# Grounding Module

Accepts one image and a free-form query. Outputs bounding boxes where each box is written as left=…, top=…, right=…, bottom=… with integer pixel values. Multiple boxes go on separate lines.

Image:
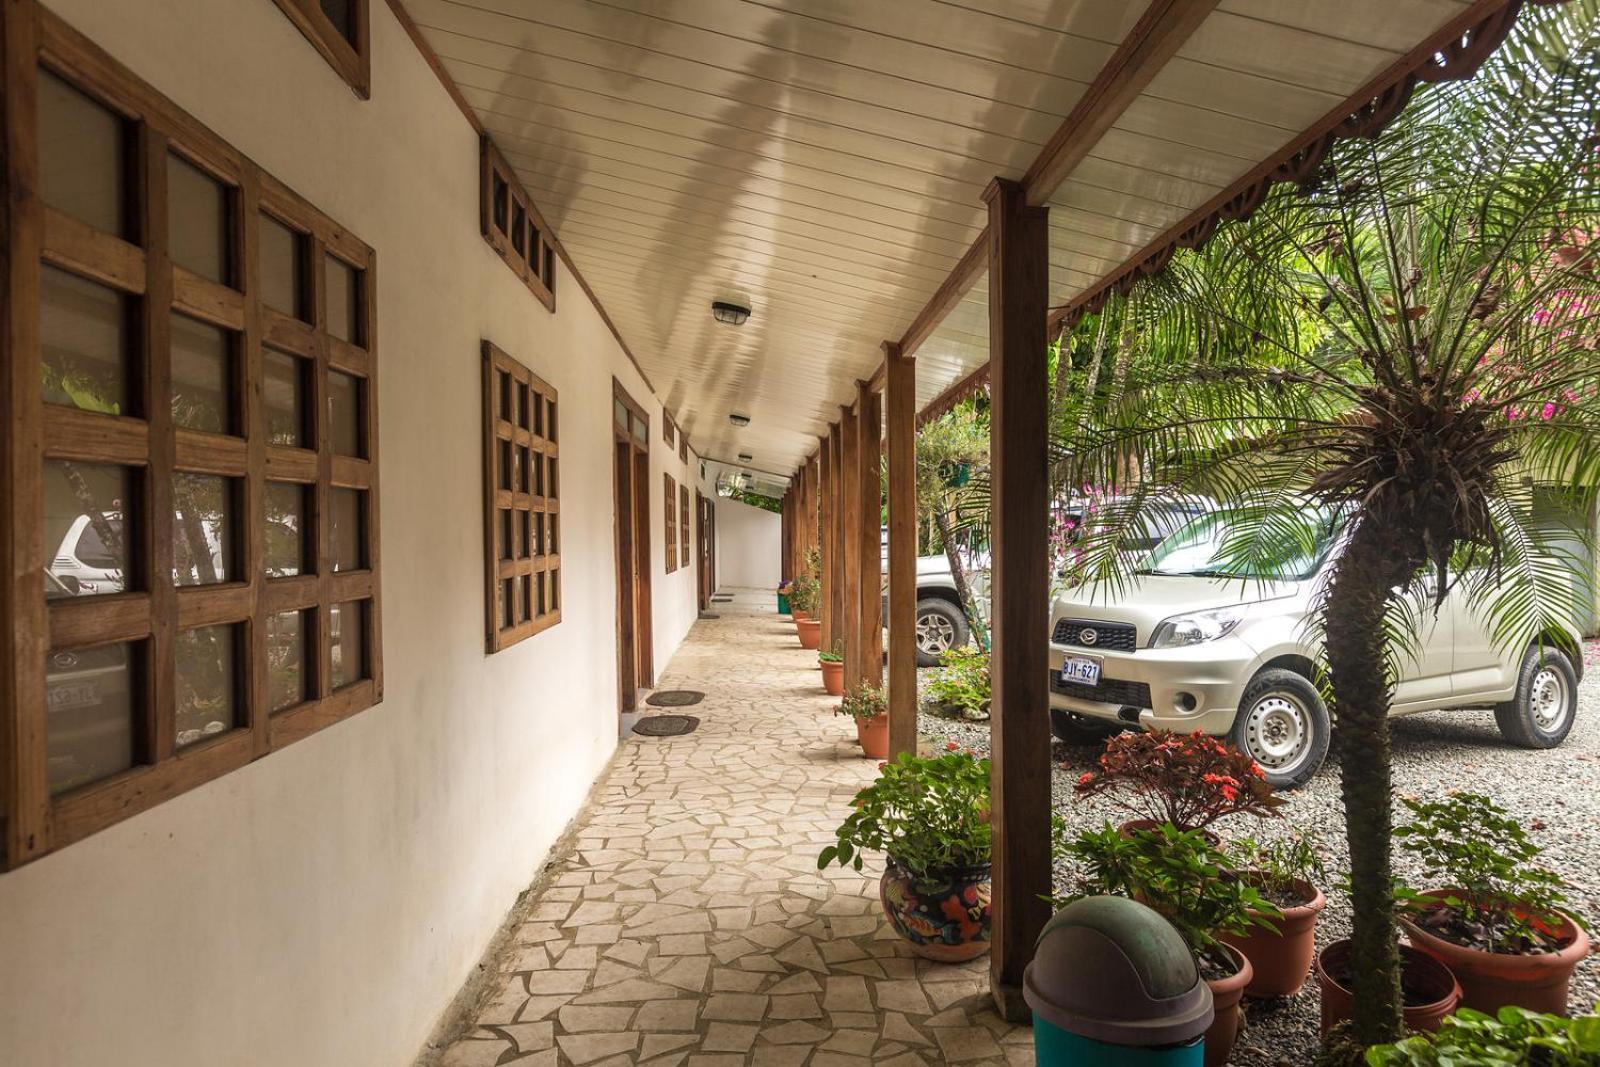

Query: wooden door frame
left=612, top=380, right=652, bottom=712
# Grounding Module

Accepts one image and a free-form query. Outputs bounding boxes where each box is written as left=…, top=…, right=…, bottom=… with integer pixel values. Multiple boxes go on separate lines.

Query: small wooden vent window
left=269, top=0, right=370, bottom=98
left=664, top=474, right=678, bottom=574
left=663, top=416, right=675, bottom=448
left=679, top=484, right=690, bottom=568
left=480, top=138, right=556, bottom=311
left=483, top=342, right=560, bottom=650
left=679, top=431, right=688, bottom=464
left=1, top=4, right=382, bottom=869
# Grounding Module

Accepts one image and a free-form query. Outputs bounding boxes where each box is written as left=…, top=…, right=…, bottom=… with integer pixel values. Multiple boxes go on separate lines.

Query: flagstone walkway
left=436, top=593, right=1032, bottom=1067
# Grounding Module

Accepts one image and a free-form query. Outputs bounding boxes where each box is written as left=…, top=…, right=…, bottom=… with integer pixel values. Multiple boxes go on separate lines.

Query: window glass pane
left=511, top=202, right=526, bottom=256
left=492, top=175, right=509, bottom=233
left=328, top=370, right=361, bottom=456
left=44, top=460, right=135, bottom=598
left=38, top=71, right=126, bottom=237
left=497, top=439, right=512, bottom=492
left=516, top=445, right=530, bottom=493
left=167, top=153, right=230, bottom=284
left=47, top=640, right=138, bottom=795
left=499, top=509, right=513, bottom=561
left=330, top=487, right=364, bottom=571
left=632, top=414, right=647, bottom=443
left=264, top=481, right=309, bottom=577
left=330, top=600, right=364, bottom=689
left=259, top=213, right=303, bottom=318
left=175, top=625, right=237, bottom=747
left=267, top=610, right=310, bottom=712
left=547, top=457, right=558, bottom=499
left=613, top=398, right=628, bottom=429
left=173, top=472, right=234, bottom=586
left=170, top=313, right=233, bottom=433
left=264, top=349, right=307, bottom=447
left=325, top=255, right=359, bottom=343
left=41, top=265, right=132, bottom=416
left=548, top=399, right=557, bottom=443
left=319, top=0, right=356, bottom=44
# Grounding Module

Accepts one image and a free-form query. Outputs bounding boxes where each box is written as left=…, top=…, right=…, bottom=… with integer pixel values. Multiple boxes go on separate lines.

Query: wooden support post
left=884, top=342, right=918, bottom=758
left=984, top=177, right=1051, bottom=1021
left=828, top=423, right=846, bottom=661
left=857, top=380, right=882, bottom=689
left=839, top=403, right=861, bottom=684
left=818, top=431, right=833, bottom=643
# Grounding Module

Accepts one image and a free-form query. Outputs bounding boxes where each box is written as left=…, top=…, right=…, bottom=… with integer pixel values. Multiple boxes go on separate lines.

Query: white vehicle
left=1048, top=512, right=1585, bottom=789
left=48, top=512, right=128, bottom=596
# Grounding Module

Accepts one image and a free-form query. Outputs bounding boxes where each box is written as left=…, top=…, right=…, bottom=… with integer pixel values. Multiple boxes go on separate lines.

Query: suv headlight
left=1150, top=606, right=1246, bottom=648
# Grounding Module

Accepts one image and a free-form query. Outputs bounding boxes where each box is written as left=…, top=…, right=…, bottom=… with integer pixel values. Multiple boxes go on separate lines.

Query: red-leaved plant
left=1073, top=730, right=1284, bottom=831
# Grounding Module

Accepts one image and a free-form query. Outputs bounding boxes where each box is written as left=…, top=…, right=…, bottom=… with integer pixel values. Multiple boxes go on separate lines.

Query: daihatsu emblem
left=1079, top=628, right=1098, bottom=646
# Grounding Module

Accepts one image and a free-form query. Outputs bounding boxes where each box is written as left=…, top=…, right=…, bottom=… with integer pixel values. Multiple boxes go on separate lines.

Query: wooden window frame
left=482, top=341, right=560, bottom=651
left=480, top=137, right=556, bottom=312
left=269, top=0, right=370, bottom=99
left=664, top=474, right=678, bottom=574
left=663, top=415, right=675, bottom=448
left=679, top=484, right=690, bottom=568
left=679, top=431, right=688, bottom=464
left=0, top=3, right=382, bottom=870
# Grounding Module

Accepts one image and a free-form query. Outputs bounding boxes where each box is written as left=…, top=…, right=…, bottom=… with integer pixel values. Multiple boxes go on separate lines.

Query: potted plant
left=818, top=643, right=844, bottom=696
left=1393, top=792, right=1589, bottom=1015
left=1221, top=832, right=1329, bottom=997
left=1314, top=940, right=1460, bottom=1039
left=790, top=576, right=821, bottom=646
left=836, top=682, right=887, bottom=759
left=777, top=578, right=795, bottom=616
left=1366, top=1004, right=1600, bottom=1065
left=818, top=747, right=991, bottom=962
left=1073, top=730, right=1285, bottom=838
left=1059, top=822, right=1277, bottom=1067
left=924, top=646, right=990, bottom=720
left=792, top=549, right=821, bottom=621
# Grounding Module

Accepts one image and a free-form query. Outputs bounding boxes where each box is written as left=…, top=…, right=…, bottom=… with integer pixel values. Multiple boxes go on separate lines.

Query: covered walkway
left=434, top=599, right=1028, bottom=1067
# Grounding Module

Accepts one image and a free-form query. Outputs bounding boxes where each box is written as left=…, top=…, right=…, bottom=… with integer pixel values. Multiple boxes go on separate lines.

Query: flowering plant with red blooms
left=1073, top=730, right=1284, bottom=831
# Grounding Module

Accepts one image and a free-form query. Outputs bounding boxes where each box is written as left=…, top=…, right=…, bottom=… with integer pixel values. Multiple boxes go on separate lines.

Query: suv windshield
left=1138, top=509, right=1342, bottom=581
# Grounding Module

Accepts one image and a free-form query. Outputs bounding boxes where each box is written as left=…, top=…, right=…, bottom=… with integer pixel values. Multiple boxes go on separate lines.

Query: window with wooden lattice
left=480, top=138, right=556, bottom=311
left=679, top=484, right=690, bottom=568
left=664, top=474, right=678, bottom=574
left=483, top=342, right=560, bottom=650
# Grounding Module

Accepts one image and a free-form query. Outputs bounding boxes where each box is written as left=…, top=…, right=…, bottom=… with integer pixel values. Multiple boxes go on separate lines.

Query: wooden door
left=613, top=381, right=652, bottom=712
left=613, top=437, right=636, bottom=713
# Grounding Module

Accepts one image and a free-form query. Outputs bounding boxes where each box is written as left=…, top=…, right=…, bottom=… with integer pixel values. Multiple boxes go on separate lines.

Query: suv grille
left=1052, top=618, right=1137, bottom=652
left=1050, top=671, right=1152, bottom=709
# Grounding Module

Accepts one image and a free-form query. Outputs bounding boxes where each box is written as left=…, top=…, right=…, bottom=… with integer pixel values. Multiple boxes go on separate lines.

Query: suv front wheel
left=1495, top=644, right=1578, bottom=749
left=1228, top=669, right=1331, bottom=791
left=915, top=598, right=970, bottom=667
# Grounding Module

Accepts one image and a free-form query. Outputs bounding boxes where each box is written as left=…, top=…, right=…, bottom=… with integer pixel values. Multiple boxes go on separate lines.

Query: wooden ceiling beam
left=1021, top=0, right=1221, bottom=207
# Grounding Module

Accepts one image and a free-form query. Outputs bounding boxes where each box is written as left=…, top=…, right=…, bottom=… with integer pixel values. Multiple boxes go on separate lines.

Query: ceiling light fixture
left=711, top=300, right=751, bottom=326
left=729, top=413, right=751, bottom=427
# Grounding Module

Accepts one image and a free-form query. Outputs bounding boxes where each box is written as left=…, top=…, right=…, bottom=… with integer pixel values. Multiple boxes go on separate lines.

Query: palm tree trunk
left=1322, top=514, right=1420, bottom=1047
left=933, top=508, right=988, bottom=652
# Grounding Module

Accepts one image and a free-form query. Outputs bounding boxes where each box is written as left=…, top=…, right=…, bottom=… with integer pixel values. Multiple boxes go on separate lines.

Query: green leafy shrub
left=1230, top=831, right=1328, bottom=908
left=1395, top=792, right=1578, bottom=954
left=836, top=683, right=885, bottom=723
left=789, top=574, right=819, bottom=614
left=1056, top=821, right=1280, bottom=969
left=817, top=644, right=843, bottom=664
left=1365, top=1006, right=1600, bottom=1065
left=818, top=749, right=991, bottom=883
left=925, top=646, right=990, bottom=719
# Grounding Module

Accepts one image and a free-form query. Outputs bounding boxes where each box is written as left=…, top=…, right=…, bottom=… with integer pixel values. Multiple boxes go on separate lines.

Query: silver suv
left=1048, top=514, right=1585, bottom=789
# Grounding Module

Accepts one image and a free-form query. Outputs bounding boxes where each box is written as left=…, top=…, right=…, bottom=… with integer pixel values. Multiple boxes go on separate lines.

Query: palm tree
left=1052, top=3, right=1600, bottom=1047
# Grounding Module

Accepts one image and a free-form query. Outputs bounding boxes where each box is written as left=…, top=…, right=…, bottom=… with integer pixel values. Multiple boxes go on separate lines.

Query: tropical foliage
left=923, top=646, right=990, bottom=719
left=818, top=749, right=991, bottom=882
left=1073, top=730, right=1284, bottom=830
left=1365, top=1005, right=1600, bottom=1066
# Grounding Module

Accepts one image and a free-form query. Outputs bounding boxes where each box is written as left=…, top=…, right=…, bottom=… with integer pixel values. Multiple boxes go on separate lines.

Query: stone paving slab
left=439, top=604, right=1030, bottom=1067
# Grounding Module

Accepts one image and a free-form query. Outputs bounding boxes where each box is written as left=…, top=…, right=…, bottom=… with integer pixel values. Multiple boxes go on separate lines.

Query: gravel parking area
left=918, top=639, right=1600, bottom=1066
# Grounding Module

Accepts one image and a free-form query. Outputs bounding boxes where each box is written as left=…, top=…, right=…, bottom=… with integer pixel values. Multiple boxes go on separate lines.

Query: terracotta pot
left=791, top=609, right=811, bottom=622
left=1316, top=939, right=1460, bottom=1036
left=1399, top=889, right=1590, bottom=1015
left=879, top=858, right=990, bottom=962
left=1203, top=943, right=1252, bottom=1067
left=855, top=713, right=888, bottom=759
left=1118, top=819, right=1222, bottom=848
left=796, top=618, right=822, bottom=649
left=820, top=658, right=844, bottom=696
left=1220, top=876, right=1326, bottom=998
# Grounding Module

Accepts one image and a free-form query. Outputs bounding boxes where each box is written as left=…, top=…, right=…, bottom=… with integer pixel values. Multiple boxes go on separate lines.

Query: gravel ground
left=917, top=638, right=1600, bottom=1065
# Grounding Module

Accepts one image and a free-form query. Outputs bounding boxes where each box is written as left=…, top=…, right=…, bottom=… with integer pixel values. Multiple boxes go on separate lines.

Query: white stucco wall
left=714, top=497, right=783, bottom=590
left=0, top=3, right=702, bottom=1065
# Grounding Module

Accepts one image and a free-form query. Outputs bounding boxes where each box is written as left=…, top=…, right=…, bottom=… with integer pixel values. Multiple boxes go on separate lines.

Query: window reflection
left=267, top=610, right=310, bottom=711
left=175, top=625, right=237, bottom=747
left=264, top=481, right=308, bottom=577
left=44, top=460, right=134, bottom=598
left=46, top=640, right=138, bottom=795
left=329, top=600, right=364, bottom=689
left=172, top=472, right=233, bottom=586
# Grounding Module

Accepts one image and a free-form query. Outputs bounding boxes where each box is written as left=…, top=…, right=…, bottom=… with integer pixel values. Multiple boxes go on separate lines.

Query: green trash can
left=1024, top=897, right=1213, bottom=1065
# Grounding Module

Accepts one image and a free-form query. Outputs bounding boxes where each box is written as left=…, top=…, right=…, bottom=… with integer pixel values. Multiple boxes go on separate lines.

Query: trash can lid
left=1023, top=896, right=1214, bottom=1047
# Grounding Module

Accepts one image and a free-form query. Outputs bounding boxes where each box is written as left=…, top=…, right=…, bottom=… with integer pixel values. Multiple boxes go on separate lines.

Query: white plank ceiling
left=404, top=0, right=1475, bottom=478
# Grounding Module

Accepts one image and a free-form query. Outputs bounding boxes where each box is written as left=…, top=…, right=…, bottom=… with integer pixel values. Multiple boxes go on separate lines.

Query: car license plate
left=48, top=681, right=99, bottom=710
left=1060, top=654, right=1102, bottom=687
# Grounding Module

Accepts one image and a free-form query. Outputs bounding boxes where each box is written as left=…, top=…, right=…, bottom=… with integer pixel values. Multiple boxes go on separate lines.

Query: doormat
left=711, top=596, right=734, bottom=603
left=646, top=689, right=705, bottom=707
left=698, top=612, right=721, bottom=620
left=632, top=715, right=699, bottom=737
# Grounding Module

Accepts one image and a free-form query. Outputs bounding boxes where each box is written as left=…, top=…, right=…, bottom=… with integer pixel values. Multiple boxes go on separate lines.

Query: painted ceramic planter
left=820, top=658, right=844, bottom=695
left=855, top=713, right=888, bottom=759
left=1399, top=889, right=1590, bottom=1015
left=1316, top=939, right=1460, bottom=1035
left=796, top=618, right=822, bottom=649
left=879, top=858, right=991, bottom=962
left=1221, top=876, right=1326, bottom=997
left=1203, top=943, right=1253, bottom=1067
